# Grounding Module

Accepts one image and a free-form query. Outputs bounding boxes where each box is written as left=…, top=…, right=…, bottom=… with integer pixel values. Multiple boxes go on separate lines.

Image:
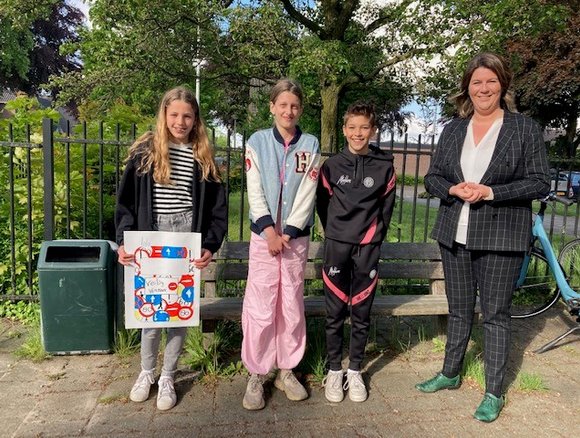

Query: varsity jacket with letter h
left=245, top=126, right=321, bottom=239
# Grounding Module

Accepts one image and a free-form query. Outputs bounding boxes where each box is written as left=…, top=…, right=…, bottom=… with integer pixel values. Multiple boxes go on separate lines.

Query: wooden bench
left=199, top=241, right=462, bottom=332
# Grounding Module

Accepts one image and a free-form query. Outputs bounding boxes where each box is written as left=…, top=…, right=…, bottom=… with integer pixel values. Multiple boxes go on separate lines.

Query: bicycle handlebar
left=543, top=192, right=575, bottom=207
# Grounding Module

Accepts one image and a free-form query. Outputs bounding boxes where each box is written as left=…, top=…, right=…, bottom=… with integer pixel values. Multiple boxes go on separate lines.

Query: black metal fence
left=1, top=118, right=579, bottom=300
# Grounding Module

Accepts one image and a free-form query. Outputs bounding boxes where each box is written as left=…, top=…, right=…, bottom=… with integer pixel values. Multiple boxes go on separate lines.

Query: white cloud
left=69, top=0, right=90, bottom=25
left=389, top=101, right=443, bottom=143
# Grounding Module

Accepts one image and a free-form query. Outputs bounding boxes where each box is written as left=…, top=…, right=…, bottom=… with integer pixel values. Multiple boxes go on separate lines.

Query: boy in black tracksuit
left=316, top=103, right=396, bottom=403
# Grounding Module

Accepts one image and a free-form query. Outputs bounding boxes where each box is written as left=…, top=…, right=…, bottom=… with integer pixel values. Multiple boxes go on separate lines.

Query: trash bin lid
left=37, top=240, right=113, bottom=270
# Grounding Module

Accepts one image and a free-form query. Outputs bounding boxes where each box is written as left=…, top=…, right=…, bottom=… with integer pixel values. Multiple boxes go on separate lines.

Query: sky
left=394, top=101, right=443, bottom=143
left=70, top=0, right=89, bottom=22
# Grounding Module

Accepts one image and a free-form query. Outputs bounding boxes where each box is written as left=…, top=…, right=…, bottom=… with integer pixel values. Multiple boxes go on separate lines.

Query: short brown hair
left=451, top=52, right=517, bottom=118
left=343, top=102, right=376, bottom=127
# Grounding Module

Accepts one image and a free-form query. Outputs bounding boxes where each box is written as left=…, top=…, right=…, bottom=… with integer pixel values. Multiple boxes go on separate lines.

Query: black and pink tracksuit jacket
left=316, top=145, right=396, bottom=245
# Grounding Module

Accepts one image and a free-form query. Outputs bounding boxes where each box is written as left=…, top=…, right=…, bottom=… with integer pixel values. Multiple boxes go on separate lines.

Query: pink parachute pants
left=241, top=232, right=309, bottom=375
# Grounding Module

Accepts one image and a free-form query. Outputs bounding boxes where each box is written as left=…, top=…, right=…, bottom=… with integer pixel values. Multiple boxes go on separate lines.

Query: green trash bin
left=37, top=240, right=116, bottom=354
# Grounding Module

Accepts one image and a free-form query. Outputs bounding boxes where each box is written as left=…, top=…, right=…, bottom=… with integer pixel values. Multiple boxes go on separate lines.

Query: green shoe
left=473, top=393, right=505, bottom=423
left=415, top=373, right=461, bottom=393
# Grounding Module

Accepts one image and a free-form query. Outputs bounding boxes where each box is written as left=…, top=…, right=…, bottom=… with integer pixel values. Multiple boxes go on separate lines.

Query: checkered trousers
left=439, top=243, right=524, bottom=396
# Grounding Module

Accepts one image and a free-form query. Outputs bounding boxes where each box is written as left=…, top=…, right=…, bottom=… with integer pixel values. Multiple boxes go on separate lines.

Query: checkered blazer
left=425, top=111, right=550, bottom=252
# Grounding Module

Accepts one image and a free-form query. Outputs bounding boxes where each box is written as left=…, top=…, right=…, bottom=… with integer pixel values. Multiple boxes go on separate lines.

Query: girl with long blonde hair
left=115, top=86, right=227, bottom=411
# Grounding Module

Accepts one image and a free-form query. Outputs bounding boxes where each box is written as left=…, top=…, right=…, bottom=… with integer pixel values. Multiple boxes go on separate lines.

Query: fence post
left=43, top=118, right=55, bottom=241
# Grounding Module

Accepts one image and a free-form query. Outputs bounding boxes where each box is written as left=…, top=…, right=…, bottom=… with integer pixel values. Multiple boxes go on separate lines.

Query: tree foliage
left=0, top=0, right=84, bottom=96
left=53, top=0, right=569, bottom=152
left=54, top=0, right=234, bottom=120
left=507, top=1, right=579, bottom=157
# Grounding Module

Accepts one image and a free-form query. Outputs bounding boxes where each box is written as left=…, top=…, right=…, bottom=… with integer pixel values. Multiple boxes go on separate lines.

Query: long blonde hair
left=450, top=52, right=517, bottom=118
left=128, top=87, right=220, bottom=183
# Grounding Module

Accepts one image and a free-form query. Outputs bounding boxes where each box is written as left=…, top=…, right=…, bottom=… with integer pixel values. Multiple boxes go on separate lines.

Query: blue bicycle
left=511, top=193, right=580, bottom=352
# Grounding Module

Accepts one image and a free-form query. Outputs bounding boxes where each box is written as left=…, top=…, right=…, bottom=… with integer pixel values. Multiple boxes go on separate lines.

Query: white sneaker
left=157, top=376, right=177, bottom=410
left=323, top=370, right=344, bottom=402
left=129, top=370, right=155, bottom=402
left=345, top=369, right=367, bottom=402
left=274, top=369, right=308, bottom=401
left=243, top=373, right=265, bottom=410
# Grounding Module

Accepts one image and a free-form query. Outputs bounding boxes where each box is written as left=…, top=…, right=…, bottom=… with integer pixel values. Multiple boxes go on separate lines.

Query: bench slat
left=202, top=261, right=444, bottom=282
left=199, top=295, right=459, bottom=320
left=215, top=241, right=442, bottom=261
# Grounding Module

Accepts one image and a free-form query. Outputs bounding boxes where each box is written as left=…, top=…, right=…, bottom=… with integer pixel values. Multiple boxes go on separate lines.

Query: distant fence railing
left=1, top=117, right=579, bottom=300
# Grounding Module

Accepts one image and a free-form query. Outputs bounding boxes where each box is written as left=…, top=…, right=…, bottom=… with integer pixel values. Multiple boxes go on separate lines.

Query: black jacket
left=316, top=145, right=396, bottom=244
left=425, top=111, right=550, bottom=251
left=115, top=150, right=227, bottom=254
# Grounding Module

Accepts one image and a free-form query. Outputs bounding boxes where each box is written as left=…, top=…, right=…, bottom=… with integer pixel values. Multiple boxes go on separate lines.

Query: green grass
left=299, top=317, right=328, bottom=384
left=462, top=351, right=485, bottom=388
left=181, top=321, right=244, bottom=379
left=460, top=327, right=485, bottom=388
left=98, top=394, right=129, bottom=404
left=535, top=198, right=580, bottom=218
left=14, top=321, right=50, bottom=363
left=226, top=189, right=438, bottom=243
left=431, top=337, right=446, bottom=353
left=113, top=329, right=140, bottom=359
left=515, top=372, right=548, bottom=392
left=228, top=187, right=580, bottom=242
left=227, top=191, right=251, bottom=241
left=391, top=323, right=413, bottom=353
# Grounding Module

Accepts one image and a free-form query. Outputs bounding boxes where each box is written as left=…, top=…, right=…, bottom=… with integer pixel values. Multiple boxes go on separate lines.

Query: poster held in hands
left=123, top=231, right=201, bottom=328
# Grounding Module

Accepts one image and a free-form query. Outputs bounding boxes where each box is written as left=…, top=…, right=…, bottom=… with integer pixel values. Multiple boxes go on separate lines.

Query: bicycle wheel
left=511, top=247, right=561, bottom=318
left=557, top=238, right=580, bottom=297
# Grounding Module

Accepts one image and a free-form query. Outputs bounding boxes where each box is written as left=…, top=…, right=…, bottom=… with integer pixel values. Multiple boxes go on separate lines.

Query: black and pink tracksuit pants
left=322, top=238, right=381, bottom=371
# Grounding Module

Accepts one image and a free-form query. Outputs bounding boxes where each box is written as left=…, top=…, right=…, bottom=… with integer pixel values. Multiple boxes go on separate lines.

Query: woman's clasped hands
left=450, top=182, right=491, bottom=203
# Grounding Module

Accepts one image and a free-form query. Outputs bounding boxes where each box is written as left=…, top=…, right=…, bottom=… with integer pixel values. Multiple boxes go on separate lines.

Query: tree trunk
left=319, top=82, right=342, bottom=153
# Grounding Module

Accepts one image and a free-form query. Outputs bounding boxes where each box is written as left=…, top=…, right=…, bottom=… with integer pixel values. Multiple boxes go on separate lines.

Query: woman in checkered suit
left=415, top=52, right=550, bottom=422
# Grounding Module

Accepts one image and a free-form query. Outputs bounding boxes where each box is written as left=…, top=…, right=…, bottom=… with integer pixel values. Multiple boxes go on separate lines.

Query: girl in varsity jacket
left=241, top=79, right=320, bottom=410
left=115, top=87, right=227, bottom=411
left=316, top=103, right=396, bottom=403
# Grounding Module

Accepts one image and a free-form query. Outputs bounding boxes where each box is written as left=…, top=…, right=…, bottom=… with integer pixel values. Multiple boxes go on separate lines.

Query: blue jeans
left=140, top=211, right=192, bottom=377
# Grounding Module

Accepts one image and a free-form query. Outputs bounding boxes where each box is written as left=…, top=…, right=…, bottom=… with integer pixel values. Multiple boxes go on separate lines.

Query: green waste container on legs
left=37, top=240, right=116, bottom=354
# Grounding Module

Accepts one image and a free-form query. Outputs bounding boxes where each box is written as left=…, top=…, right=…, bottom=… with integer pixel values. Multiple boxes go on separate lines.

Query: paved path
left=1, top=306, right=579, bottom=437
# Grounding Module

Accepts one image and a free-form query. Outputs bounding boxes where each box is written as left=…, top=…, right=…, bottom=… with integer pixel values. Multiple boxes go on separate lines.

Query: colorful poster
left=123, top=231, right=201, bottom=328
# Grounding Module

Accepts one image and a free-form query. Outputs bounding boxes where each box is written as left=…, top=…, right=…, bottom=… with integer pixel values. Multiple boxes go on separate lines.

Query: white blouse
left=455, top=117, right=503, bottom=244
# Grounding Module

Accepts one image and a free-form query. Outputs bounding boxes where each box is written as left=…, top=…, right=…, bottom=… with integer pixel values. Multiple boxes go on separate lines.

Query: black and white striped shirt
left=152, top=143, right=195, bottom=214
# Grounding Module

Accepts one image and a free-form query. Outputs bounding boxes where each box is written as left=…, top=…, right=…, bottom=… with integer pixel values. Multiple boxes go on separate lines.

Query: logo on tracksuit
left=337, top=175, right=352, bottom=185
left=328, top=266, right=341, bottom=276
left=363, top=177, right=375, bottom=188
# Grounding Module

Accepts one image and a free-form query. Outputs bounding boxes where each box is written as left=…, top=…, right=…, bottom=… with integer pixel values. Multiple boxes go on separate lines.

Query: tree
left=25, top=2, right=84, bottom=96
left=0, top=0, right=55, bottom=88
left=277, top=0, right=570, bottom=151
left=507, top=2, right=579, bottom=158
left=54, top=0, right=412, bottom=146
left=0, top=0, right=84, bottom=96
left=53, top=0, right=235, bottom=119
left=53, top=0, right=567, bottom=152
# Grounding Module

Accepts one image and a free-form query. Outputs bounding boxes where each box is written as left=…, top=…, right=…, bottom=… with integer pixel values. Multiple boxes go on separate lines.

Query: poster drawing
left=123, top=231, right=201, bottom=328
